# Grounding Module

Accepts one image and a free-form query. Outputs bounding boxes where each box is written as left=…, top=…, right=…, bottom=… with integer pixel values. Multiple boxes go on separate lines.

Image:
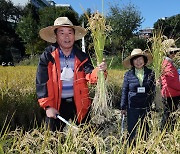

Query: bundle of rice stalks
left=148, top=31, right=166, bottom=81
left=148, top=30, right=166, bottom=110
left=86, top=12, right=112, bottom=124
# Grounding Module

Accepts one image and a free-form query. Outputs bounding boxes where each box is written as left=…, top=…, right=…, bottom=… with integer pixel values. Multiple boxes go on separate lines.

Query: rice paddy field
left=0, top=66, right=179, bottom=153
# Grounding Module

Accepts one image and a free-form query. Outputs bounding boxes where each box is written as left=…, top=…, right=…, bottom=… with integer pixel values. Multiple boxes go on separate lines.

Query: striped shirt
left=59, top=49, right=75, bottom=98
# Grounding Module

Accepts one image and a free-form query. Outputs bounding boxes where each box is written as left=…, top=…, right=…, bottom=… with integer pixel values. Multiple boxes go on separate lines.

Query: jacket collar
left=52, top=43, right=88, bottom=63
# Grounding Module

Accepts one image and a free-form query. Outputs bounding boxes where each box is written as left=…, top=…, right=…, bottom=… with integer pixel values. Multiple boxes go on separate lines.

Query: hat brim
left=39, top=25, right=87, bottom=43
left=166, top=47, right=180, bottom=52
left=123, top=52, right=153, bottom=68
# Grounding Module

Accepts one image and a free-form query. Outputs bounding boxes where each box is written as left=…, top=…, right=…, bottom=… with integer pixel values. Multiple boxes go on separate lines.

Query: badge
left=137, top=87, right=145, bottom=93
left=61, top=67, right=74, bottom=81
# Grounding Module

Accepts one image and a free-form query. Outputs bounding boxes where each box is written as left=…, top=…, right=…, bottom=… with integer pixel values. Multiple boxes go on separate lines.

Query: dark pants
left=160, top=96, right=180, bottom=131
left=45, top=97, right=77, bottom=131
left=127, top=108, right=150, bottom=145
left=45, top=97, right=91, bottom=131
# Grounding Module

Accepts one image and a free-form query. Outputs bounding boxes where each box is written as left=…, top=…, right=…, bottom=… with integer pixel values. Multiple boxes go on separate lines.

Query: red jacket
left=36, top=44, right=99, bottom=123
left=161, top=57, right=180, bottom=98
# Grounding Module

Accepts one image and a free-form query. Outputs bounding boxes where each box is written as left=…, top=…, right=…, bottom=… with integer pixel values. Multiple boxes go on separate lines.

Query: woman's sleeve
left=121, top=72, right=129, bottom=110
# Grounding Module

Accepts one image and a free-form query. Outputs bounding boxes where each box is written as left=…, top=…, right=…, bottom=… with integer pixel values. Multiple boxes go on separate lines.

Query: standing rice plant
left=148, top=30, right=166, bottom=110
left=174, top=50, right=180, bottom=68
left=86, top=12, right=112, bottom=123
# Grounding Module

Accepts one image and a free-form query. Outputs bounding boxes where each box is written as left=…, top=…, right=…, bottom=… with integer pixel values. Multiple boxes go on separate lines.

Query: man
left=36, top=17, right=107, bottom=131
left=160, top=39, right=180, bottom=131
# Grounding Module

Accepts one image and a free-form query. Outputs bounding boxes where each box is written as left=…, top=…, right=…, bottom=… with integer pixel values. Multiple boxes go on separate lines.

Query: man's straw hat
left=123, top=49, right=152, bottom=68
left=162, top=39, right=180, bottom=53
left=39, top=17, right=87, bottom=43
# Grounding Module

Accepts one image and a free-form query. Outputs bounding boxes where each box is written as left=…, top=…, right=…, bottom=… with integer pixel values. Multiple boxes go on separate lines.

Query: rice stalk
left=148, top=30, right=166, bottom=110
left=174, top=50, right=180, bottom=68
left=148, top=30, right=166, bottom=81
left=86, top=11, right=112, bottom=124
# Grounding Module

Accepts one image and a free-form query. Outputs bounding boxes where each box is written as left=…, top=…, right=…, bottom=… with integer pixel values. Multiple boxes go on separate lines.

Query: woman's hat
left=39, top=17, right=87, bottom=43
left=123, top=49, right=153, bottom=68
left=162, top=39, right=180, bottom=53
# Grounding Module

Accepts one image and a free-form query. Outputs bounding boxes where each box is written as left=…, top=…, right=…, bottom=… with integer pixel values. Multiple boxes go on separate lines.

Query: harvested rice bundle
left=86, top=12, right=112, bottom=123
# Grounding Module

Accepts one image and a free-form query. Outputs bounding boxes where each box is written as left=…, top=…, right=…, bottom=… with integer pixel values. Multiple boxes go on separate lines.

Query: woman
left=120, top=49, right=155, bottom=145
left=160, top=39, right=180, bottom=131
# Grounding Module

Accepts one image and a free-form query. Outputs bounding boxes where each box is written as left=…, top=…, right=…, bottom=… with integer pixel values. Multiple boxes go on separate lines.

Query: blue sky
left=54, top=0, right=180, bottom=29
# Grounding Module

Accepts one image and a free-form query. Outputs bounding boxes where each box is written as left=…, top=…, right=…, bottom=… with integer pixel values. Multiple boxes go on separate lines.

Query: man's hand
left=98, top=58, right=107, bottom=71
left=46, top=107, right=59, bottom=119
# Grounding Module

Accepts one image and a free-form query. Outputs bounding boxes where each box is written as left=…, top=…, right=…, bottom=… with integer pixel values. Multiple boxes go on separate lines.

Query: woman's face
left=133, top=56, right=145, bottom=69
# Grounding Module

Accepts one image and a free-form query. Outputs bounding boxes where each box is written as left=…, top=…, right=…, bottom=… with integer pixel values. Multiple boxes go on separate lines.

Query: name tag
left=137, top=87, right=145, bottom=93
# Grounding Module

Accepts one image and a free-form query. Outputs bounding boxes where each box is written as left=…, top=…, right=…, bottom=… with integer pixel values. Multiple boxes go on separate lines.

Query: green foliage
left=16, top=5, right=79, bottom=56
left=154, top=14, right=180, bottom=44
left=17, top=55, right=40, bottom=66
left=16, top=4, right=39, bottom=55
left=16, top=14, right=38, bottom=42
left=106, top=55, right=123, bottom=69
left=0, top=0, right=22, bottom=22
left=123, top=36, right=147, bottom=58
left=0, top=0, right=24, bottom=63
left=107, top=3, right=143, bottom=54
left=38, top=6, right=79, bottom=31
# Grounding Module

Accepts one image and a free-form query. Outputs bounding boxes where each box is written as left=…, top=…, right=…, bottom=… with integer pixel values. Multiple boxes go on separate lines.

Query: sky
left=53, top=0, right=180, bottom=29
left=11, top=0, right=180, bottom=29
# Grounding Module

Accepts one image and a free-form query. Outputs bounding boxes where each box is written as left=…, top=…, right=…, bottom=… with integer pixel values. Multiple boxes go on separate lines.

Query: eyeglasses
left=169, top=50, right=179, bottom=54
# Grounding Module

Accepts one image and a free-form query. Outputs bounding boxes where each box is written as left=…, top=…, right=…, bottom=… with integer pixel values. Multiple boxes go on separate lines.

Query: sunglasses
left=169, top=50, right=179, bottom=54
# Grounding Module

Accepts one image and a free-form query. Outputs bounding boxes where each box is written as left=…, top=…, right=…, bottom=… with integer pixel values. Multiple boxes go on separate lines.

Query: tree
left=154, top=14, right=180, bottom=47
left=16, top=14, right=38, bottom=55
left=0, top=0, right=24, bottom=63
left=39, top=6, right=79, bottom=31
left=79, top=8, right=94, bottom=55
left=106, top=3, right=143, bottom=60
left=16, top=4, right=39, bottom=56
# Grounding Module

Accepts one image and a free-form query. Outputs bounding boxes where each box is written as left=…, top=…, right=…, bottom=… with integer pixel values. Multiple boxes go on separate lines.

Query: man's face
left=56, top=26, right=75, bottom=50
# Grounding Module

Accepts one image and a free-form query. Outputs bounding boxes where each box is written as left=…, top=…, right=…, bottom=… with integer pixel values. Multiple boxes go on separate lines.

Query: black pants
left=45, top=97, right=77, bottom=131
left=127, top=108, right=150, bottom=145
left=45, top=97, right=91, bottom=131
left=160, top=96, right=180, bottom=131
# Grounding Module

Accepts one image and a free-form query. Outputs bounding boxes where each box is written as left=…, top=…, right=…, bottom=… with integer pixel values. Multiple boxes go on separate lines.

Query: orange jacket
left=36, top=44, right=99, bottom=123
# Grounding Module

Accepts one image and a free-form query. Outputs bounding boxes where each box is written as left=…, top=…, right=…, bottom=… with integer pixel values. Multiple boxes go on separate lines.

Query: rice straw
left=86, top=12, right=112, bottom=123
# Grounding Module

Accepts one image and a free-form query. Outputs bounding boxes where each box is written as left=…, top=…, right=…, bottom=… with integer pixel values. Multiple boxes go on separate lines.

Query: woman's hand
left=121, top=110, right=127, bottom=116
